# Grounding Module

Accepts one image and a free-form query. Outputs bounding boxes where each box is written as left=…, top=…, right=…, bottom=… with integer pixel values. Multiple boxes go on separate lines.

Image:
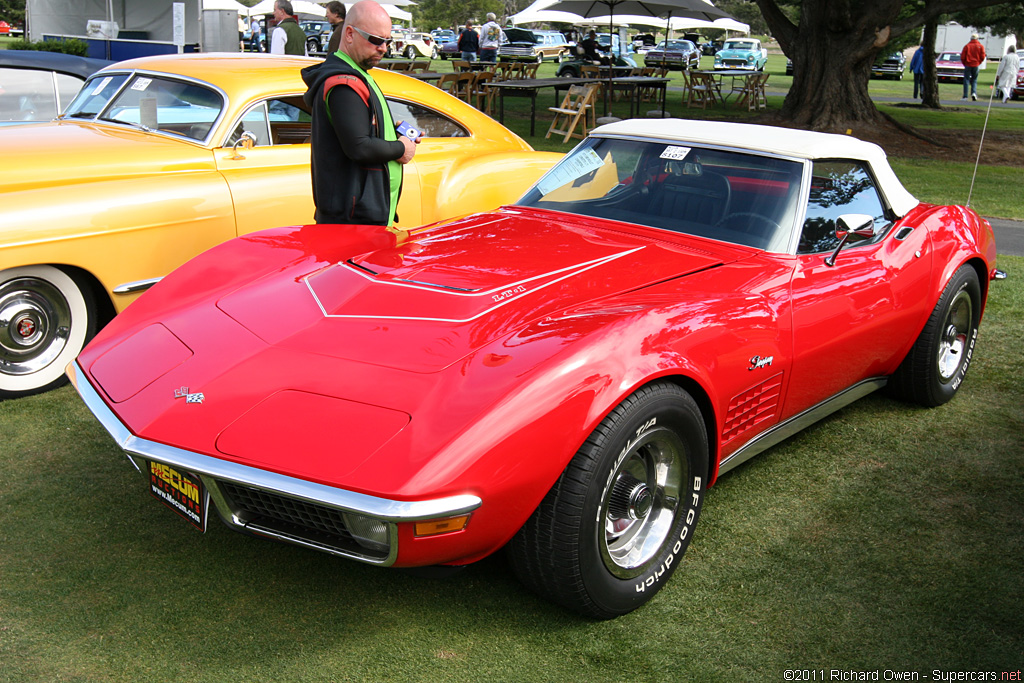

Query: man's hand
left=397, top=136, right=417, bottom=164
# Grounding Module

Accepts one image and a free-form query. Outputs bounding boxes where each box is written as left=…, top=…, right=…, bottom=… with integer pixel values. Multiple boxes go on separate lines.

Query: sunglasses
left=352, top=26, right=393, bottom=48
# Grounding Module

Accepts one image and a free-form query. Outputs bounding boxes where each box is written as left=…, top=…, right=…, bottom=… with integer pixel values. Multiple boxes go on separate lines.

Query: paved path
left=989, top=217, right=1024, bottom=257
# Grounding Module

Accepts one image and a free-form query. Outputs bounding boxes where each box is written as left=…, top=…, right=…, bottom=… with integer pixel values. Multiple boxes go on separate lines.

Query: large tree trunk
left=921, top=18, right=941, bottom=109
left=758, top=0, right=903, bottom=131
left=752, top=0, right=1011, bottom=133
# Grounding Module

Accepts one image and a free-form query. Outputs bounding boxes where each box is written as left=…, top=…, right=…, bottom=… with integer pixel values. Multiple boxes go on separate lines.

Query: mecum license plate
left=147, top=460, right=209, bottom=531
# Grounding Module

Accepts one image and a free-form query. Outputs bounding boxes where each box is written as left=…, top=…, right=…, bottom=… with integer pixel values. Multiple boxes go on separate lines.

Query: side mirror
left=230, top=130, right=257, bottom=159
left=824, top=213, right=876, bottom=267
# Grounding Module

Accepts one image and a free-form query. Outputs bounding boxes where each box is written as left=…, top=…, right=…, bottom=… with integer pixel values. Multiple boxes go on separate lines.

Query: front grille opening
left=218, top=481, right=389, bottom=560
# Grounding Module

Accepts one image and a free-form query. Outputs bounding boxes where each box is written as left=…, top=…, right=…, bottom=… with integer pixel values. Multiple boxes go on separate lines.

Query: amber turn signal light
left=414, top=515, right=470, bottom=537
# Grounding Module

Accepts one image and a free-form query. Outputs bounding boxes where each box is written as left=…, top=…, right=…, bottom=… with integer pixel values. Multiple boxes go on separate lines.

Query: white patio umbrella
left=535, top=0, right=732, bottom=114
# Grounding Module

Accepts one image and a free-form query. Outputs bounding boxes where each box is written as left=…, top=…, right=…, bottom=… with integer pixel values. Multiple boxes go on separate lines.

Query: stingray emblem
left=174, top=387, right=205, bottom=404
left=748, top=355, right=774, bottom=371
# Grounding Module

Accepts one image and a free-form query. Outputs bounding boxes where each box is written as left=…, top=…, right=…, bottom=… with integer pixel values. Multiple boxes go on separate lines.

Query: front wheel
left=888, top=264, right=981, bottom=407
left=509, top=382, right=708, bottom=618
left=306, top=37, right=320, bottom=54
left=1, top=265, right=96, bottom=399
left=405, top=46, right=416, bottom=59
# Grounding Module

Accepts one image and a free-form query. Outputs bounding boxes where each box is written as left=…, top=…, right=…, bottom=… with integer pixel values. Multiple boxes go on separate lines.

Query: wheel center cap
left=17, top=317, right=37, bottom=338
left=629, top=484, right=653, bottom=519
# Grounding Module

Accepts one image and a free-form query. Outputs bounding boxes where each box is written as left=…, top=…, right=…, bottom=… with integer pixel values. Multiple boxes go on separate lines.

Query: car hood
left=0, top=120, right=215, bottom=192
left=213, top=209, right=746, bottom=374
left=718, top=48, right=755, bottom=58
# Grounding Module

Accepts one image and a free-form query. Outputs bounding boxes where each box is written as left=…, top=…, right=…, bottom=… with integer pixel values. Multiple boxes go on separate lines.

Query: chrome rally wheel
left=599, top=424, right=685, bottom=578
left=0, top=266, right=94, bottom=398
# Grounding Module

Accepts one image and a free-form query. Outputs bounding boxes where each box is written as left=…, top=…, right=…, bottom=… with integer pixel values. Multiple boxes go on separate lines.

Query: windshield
left=516, top=137, right=804, bottom=252
left=724, top=40, right=757, bottom=51
left=63, top=72, right=225, bottom=142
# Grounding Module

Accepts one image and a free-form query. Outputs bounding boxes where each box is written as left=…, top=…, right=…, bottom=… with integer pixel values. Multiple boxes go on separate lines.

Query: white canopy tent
left=247, top=0, right=326, bottom=17
left=202, top=0, right=248, bottom=11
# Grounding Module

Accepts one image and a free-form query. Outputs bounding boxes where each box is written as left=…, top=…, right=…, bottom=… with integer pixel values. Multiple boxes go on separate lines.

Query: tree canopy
left=752, top=0, right=1021, bottom=131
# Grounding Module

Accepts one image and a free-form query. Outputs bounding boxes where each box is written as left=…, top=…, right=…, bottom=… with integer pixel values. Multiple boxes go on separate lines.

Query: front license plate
left=147, top=460, right=209, bottom=531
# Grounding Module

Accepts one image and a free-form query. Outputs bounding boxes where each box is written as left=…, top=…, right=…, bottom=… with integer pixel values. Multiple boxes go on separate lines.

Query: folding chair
left=546, top=83, right=598, bottom=143
left=453, top=59, right=472, bottom=73
left=685, top=71, right=719, bottom=109
left=410, top=60, right=430, bottom=73
left=471, top=71, right=496, bottom=113
left=451, top=71, right=476, bottom=102
left=521, top=62, right=540, bottom=79
left=436, top=72, right=460, bottom=96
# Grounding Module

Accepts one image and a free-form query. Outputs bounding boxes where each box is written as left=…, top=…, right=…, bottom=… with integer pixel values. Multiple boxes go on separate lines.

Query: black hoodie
left=301, top=53, right=405, bottom=225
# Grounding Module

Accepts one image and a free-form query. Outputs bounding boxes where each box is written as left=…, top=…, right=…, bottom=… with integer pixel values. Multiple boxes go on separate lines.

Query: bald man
left=301, top=0, right=417, bottom=227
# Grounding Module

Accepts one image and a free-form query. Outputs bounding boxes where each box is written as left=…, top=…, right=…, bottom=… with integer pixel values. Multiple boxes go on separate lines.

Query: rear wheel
left=509, top=382, right=708, bottom=618
left=0, top=265, right=96, bottom=398
left=888, top=264, right=981, bottom=407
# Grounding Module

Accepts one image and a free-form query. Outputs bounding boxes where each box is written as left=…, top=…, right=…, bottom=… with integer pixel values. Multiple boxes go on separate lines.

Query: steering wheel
left=715, top=212, right=783, bottom=236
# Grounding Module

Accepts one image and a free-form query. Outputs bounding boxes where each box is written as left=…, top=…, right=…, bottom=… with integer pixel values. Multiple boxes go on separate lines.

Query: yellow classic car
left=0, top=53, right=561, bottom=398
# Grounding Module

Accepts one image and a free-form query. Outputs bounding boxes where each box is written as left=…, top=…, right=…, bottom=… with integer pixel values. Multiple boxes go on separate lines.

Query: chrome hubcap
left=0, top=278, right=71, bottom=376
left=600, top=426, right=685, bottom=579
left=937, top=290, right=972, bottom=383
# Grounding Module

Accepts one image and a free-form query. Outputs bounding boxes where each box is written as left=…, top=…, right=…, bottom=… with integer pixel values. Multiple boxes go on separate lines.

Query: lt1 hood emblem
left=174, top=386, right=205, bottom=404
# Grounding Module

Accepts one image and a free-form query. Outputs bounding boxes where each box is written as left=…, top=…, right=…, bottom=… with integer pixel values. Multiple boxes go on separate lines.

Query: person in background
left=960, top=32, right=986, bottom=101
left=994, top=44, right=1019, bottom=103
left=910, top=43, right=925, bottom=100
left=249, top=16, right=262, bottom=52
left=270, top=0, right=307, bottom=56
left=458, top=20, right=479, bottom=62
left=301, top=0, right=417, bottom=229
left=479, top=13, right=503, bottom=62
left=325, top=1, right=346, bottom=54
left=238, top=14, right=247, bottom=51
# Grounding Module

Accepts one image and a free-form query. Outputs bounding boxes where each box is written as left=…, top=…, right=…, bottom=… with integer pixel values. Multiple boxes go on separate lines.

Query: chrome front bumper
left=67, top=361, right=482, bottom=566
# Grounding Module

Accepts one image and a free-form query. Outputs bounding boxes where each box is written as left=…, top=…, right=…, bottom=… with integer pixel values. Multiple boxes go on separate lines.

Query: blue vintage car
left=713, top=38, right=768, bottom=71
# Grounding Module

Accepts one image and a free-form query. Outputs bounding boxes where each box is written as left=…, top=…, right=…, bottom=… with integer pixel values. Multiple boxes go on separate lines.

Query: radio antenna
left=966, top=83, right=996, bottom=208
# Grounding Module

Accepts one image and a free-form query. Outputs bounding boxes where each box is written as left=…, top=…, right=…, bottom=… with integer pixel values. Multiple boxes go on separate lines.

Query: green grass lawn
left=1, top=256, right=1020, bottom=682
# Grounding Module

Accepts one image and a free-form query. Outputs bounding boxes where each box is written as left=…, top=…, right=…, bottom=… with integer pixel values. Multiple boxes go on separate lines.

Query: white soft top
left=595, top=119, right=920, bottom=217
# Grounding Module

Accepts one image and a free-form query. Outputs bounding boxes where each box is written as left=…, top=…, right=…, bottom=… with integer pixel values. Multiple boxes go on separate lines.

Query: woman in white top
left=994, top=44, right=1020, bottom=103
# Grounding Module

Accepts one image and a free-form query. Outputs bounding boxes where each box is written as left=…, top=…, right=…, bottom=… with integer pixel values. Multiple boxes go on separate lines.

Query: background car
left=643, top=39, right=701, bottom=70
left=1014, top=49, right=1024, bottom=99
left=498, top=28, right=569, bottom=63
left=556, top=33, right=637, bottom=77
left=391, top=31, right=437, bottom=59
left=700, top=39, right=721, bottom=55
left=300, top=20, right=332, bottom=54
left=430, top=28, right=456, bottom=44
left=439, top=36, right=460, bottom=59
left=0, top=53, right=561, bottom=398
left=0, top=50, right=111, bottom=125
left=68, top=119, right=998, bottom=620
left=631, top=33, right=656, bottom=53
left=713, top=38, right=768, bottom=70
left=936, top=51, right=964, bottom=81
left=871, top=51, right=906, bottom=79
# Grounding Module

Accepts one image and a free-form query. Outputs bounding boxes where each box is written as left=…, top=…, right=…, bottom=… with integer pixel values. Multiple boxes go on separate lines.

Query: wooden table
left=690, top=69, right=761, bottom=105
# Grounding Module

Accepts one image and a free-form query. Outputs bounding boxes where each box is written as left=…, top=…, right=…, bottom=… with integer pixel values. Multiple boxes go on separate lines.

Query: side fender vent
left=722, top=372, right=784, bottom=445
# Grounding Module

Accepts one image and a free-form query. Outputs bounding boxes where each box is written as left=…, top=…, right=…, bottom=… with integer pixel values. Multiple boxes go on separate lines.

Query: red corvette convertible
left=69, top=120, right=1000, bottom=618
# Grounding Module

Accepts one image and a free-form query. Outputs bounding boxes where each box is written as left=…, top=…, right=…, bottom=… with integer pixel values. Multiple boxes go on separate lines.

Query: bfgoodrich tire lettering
left=509, top=382, right=708, bottom=618
left=888, top=264, right=981, bottom=407
left=0, top=265, right=96, bottom=398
